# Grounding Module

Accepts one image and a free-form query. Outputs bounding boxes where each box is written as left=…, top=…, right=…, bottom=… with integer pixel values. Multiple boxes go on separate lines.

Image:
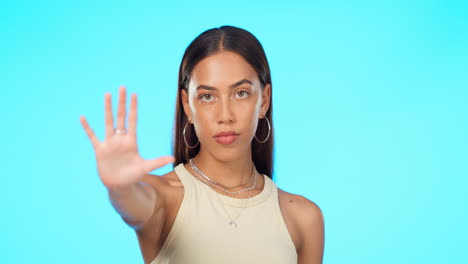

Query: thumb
left=144, top=156, right=175, bottom=172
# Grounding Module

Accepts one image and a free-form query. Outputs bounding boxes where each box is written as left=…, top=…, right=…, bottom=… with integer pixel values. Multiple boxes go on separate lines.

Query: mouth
left=214, top=131, right=239, bottom=145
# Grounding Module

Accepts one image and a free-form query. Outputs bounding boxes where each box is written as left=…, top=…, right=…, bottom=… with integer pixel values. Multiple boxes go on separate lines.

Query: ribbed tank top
left=151, top=163, right=298, bottom=264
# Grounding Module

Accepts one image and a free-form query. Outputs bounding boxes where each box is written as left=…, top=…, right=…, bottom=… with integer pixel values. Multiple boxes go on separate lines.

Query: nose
left=217, top=97, right=235, bottom=125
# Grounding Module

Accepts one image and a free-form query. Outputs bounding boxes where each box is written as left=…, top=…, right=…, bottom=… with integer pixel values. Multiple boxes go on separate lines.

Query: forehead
left=189, top=51, right=260, bottom=89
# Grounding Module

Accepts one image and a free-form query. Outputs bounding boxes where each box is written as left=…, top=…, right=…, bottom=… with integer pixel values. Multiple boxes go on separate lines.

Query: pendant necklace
left=189, top=160, right=258, bottom=228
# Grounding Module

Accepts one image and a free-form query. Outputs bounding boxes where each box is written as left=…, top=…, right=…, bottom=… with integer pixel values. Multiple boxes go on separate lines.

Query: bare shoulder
left=278, top=188, right=324, bottom=262
left=159, top=169, right=184, bottom=187
left=134, top=170, right=184, bottom=233
left=278, top=188, right=323, bottom=225
left=139, top=169, right=183, bottom=193
left=134, top=170, right=185, bottom=263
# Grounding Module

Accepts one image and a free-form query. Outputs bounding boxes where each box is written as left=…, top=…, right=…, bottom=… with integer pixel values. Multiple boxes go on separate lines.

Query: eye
left=235, top=90, right=249, bottom=98
left=199, top=94, right=214, bottom=102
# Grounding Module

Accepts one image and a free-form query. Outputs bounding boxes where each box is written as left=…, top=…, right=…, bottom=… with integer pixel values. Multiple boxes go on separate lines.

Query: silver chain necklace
left=189, top=159, right=256, bottom=195
left=188, top=161, right=258, bottom=228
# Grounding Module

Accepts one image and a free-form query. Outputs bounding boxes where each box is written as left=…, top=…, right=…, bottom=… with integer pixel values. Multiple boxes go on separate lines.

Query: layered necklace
left=189, top=159, right=259, bottom=228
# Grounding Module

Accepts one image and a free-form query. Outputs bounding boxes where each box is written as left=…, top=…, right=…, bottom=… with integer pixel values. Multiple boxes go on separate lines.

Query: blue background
left=2, top=0, right=467, bottom=263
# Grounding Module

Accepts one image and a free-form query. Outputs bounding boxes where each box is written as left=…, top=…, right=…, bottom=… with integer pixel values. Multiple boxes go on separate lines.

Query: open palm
left=80, top=86, right=174, bottom=189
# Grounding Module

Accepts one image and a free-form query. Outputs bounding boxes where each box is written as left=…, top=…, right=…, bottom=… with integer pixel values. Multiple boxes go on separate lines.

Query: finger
left=80, top=115, right=100, bottom=148
left=143, top=156, right=175, bottom=173
left=117, top=86, right=126, bottom=130
left=105, top=93, right=114, bottom=139
left=128, top=93, right=137, bottom=137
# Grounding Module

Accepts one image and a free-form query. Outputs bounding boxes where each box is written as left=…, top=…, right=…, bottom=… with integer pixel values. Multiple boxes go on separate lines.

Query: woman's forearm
left=107, top=181, right=158, bottom=228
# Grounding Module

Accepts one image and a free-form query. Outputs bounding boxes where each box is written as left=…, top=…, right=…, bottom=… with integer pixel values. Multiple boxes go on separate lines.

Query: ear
left=259, top=84, right=271, bottom=118
left=181, top=89, right=193, bottom=123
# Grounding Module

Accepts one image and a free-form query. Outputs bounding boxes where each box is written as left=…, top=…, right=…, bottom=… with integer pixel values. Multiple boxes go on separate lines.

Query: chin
left=208, top=145, right=251, bottom=163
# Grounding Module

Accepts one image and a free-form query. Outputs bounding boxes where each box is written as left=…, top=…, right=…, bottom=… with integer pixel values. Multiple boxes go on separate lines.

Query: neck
left=191, top=148, right=256, bottom=188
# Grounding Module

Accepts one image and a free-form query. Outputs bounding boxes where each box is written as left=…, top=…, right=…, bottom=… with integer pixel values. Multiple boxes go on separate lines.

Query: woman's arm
left=107, top=180, right=160, bottom=230
left=297, top=198, right=325, bottom=264
left=79, top=87, right=173, bottom=231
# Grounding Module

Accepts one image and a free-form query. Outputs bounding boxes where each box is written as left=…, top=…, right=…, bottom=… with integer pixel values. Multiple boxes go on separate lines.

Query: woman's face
left=181, top=51, right=271, bottom=161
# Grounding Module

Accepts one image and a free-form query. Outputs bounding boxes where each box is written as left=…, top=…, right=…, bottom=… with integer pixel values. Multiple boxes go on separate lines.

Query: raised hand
left=80, top=86, right=174, bottom=189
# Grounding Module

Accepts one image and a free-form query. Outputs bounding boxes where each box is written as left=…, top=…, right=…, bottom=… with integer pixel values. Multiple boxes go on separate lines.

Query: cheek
left=237, top=103, right=261, bottom=134
left=191, top=108, right=215, bottom=138
left=191, top=98, right=261, bottom=137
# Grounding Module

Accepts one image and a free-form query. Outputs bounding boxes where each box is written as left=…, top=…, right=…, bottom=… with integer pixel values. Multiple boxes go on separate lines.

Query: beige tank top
left=151, top=163, right=298, bottom=264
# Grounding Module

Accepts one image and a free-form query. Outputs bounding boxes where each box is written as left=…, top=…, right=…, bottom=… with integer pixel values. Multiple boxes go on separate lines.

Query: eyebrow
left=195, top=79, right=253, bottom=91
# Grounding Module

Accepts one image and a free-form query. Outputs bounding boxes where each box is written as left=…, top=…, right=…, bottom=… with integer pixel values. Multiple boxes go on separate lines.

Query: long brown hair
left=172, top=25, right=274, bottom=179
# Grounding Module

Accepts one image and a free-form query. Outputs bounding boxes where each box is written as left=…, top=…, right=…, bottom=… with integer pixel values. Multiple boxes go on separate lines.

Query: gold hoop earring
left=254, top=116, right=271, bottom=144
left=183, top=122, right=199, bottom=148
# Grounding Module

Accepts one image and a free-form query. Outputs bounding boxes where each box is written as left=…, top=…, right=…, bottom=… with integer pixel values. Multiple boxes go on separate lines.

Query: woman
left=80, top=25, right=324, bottom=264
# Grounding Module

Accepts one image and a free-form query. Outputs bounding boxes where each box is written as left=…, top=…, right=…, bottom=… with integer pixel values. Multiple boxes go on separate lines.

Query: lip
left=214, top=131, right=239, bottom=137
left=214, top=131, right=239, bottom=145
